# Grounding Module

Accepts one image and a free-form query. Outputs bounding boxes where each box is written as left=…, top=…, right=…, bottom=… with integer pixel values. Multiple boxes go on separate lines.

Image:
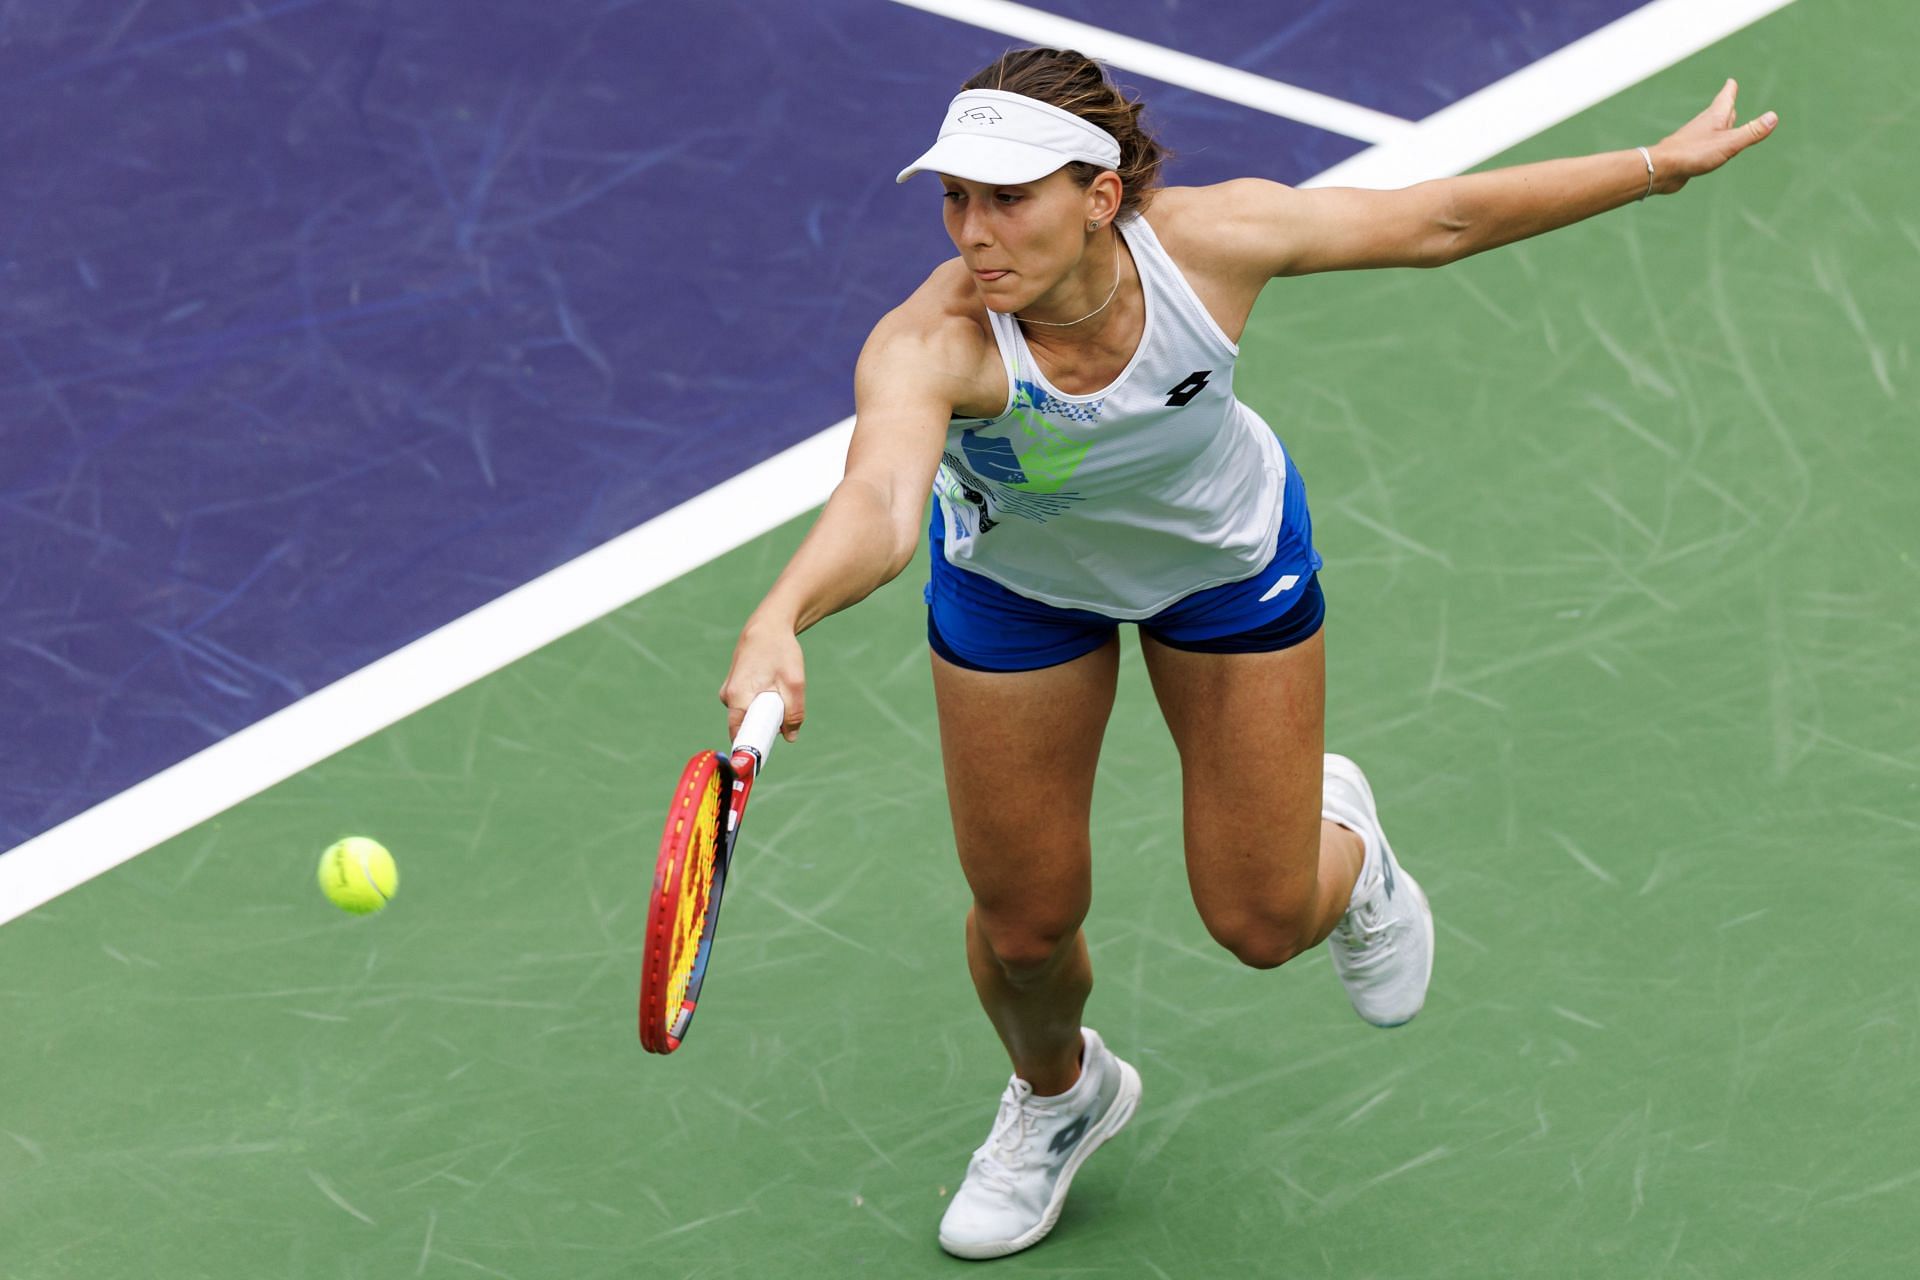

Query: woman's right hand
left=719, top=617, right=806, bottom=744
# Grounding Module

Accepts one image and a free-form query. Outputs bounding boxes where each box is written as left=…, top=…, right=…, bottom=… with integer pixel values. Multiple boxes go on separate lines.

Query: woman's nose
left=959, top=206, right=992, bottom=248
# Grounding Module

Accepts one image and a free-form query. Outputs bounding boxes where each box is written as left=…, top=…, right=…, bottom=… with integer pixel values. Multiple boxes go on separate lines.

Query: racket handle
left=732, top=691, right=786, bottom=769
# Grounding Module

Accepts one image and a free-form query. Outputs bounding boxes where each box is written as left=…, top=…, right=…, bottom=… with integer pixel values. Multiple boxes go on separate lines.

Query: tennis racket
left=638, top=690, right=785, bottom=1054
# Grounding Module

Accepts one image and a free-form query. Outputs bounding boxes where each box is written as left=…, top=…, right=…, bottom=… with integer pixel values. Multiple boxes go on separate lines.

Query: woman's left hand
left=1650, top=79, right=1778, bottom=196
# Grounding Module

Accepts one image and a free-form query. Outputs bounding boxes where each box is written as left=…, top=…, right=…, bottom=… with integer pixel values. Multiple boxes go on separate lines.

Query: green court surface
left=5, top=5, right=1916, bottom=1276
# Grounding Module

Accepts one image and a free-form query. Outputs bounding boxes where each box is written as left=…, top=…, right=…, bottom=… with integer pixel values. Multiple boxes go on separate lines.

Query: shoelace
left=1334, top=897, right=1397, bottom=971
left=969, top=1085, right=1043, bottom=1197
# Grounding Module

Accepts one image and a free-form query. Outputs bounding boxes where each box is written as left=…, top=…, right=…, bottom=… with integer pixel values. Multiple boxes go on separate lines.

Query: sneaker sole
left=937, top=1057, right=1143, bottom=1260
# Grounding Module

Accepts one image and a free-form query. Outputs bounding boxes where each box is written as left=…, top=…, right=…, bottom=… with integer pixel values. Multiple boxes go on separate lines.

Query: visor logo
left=956, top=105, right=1003, bottom=126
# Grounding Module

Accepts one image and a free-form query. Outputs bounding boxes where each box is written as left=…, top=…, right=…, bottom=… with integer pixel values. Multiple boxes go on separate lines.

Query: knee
left=1192, top=832, right=1328, bottom=970
left=971, top=904, right=1085, bottom=984
left=1221, top=926, right=1310, bottom=970
left=1204, top=905, right=1315, bottom=971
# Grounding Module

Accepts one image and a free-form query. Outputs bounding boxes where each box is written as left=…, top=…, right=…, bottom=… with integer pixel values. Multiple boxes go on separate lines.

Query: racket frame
left=638, top=743, right=767, bottom=1053
left=639, top=690, right=784, bottom=1054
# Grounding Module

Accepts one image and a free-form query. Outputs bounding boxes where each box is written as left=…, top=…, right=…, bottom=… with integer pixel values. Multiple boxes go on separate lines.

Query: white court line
left=0, top=0, right=1798, bottom=926
left=1306, top=0, right=1800, bottom=190
left=0, top=421, right=852, bottom=923
left=886, top=0, right=1415, bottom=144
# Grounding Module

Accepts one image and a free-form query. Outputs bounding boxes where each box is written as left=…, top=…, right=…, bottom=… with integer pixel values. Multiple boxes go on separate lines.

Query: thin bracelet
left=1635, top=145, right=1656, bottom=201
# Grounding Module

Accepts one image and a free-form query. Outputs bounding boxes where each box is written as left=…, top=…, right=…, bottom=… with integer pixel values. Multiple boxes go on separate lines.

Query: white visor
left=895, top=88, right=1122, bottom=186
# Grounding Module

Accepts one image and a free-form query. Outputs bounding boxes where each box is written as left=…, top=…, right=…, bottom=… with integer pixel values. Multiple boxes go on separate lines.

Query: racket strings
left=662, top=771, right=723, bottom=1019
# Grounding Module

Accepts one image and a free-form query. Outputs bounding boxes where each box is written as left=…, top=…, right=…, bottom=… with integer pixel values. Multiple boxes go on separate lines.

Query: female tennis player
left=720, top=49, right=1775, bottom=1259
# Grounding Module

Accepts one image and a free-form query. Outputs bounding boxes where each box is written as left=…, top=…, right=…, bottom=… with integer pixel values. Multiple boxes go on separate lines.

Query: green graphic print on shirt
left=938, top=381, right=1098, bottom=533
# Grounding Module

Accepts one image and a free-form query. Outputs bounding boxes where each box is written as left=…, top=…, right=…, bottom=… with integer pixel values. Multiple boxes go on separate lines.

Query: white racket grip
left=732, top=691, right=786, bottom=769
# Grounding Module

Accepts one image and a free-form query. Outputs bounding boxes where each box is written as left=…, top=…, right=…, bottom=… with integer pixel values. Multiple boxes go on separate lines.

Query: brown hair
left=962, top=48, right=1166, bottom=218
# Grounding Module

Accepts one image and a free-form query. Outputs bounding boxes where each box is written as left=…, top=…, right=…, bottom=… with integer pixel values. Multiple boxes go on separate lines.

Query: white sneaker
left=1322, top=754, right=1435, bottom=1028
left=937, top=1027, right=1142, bottom=1260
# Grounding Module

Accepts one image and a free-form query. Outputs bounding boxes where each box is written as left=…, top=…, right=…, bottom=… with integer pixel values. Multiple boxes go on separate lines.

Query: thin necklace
left=1018, top=243, right=1123, bottom=328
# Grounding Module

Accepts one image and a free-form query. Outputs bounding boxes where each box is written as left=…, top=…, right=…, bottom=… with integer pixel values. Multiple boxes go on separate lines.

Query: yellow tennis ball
left=317, top=837, right=398, bottom=915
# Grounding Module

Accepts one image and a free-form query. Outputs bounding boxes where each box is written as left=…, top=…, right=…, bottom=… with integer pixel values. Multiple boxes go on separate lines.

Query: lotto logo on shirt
left=1166, top=371, right=1212, bottom=407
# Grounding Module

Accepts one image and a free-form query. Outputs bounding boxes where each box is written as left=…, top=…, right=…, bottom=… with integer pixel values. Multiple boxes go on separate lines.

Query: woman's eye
left=995, top=193, right=1020, bottom=205
left=942, top=191, right=963, bottom=203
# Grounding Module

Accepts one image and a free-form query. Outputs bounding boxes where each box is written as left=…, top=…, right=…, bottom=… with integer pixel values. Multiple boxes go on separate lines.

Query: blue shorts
left=924, top=457, right=1326, bottom=673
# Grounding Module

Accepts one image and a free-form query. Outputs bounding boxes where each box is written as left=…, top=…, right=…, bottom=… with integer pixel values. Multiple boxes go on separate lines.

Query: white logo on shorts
left=1257, top=575, right=1300, bottom=604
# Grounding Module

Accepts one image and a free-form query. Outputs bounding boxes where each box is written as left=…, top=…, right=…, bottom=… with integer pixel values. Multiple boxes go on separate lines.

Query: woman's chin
left=968, top=273, right=1035, bottom=314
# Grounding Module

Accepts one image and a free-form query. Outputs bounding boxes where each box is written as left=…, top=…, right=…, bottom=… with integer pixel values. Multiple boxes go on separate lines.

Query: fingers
left=1732, top=109, right=1780, bottom=155
left=721, top=686, right=801, bottom=737
left=1686, top=77, right=1737, bottom=132
left=1666, top=77, right=1776, bottom=171
left=1711, top=77, right=1779, bottom=145
left=719, top=677, right=806, bottom=742
left=719, top=622, right=807, bottom=743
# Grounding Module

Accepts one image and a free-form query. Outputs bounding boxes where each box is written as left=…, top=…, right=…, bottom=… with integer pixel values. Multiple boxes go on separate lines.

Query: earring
left=1087, top=220, right=1100, bottom=232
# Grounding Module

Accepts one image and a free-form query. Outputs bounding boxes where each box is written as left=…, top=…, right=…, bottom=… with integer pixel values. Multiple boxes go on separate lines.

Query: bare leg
left=964, top=910, right=1090, bottom=1096
left=932, top=637, right=1120, bottom=1097
left=1140, top=627, right=1364, bottom=968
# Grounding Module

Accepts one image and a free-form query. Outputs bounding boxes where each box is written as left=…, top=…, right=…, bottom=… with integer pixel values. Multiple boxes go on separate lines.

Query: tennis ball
left=317, top=836, right=397, bottom=915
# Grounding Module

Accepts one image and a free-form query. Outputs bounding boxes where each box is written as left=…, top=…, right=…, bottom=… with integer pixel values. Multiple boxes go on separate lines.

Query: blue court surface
left=3, top=0, right=1648, bottom=853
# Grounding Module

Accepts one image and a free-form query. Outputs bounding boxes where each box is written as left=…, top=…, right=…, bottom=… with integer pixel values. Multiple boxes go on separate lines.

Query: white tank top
left=933, top=212, right=1289, bottom=619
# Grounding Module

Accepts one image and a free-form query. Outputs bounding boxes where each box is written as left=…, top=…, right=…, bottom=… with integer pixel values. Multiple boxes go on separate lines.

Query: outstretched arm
left=1222, top=79, right=1778, bottom=277
left=716, top=306, right=964, bottom=740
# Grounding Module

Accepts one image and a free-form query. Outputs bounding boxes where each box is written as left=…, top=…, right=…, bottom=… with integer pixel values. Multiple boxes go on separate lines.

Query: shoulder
left=1139, top=181, right=1302, bottom=278
left=869, top=258, right=993, bottom=355
left=1124, top=183, right=1304, bottom=341
left=858, top=260, right=1004, bottom=417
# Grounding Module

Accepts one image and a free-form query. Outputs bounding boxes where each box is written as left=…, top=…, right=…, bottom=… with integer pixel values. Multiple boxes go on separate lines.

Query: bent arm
left=1218, top=79, right=1777, bottom=277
